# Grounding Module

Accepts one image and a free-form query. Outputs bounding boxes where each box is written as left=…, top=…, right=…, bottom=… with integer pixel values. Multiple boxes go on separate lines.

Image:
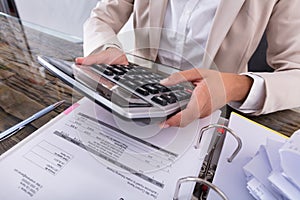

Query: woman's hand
left=75, top=47, right=128, bottom=65
left=160, top=68, right=253, bottom=127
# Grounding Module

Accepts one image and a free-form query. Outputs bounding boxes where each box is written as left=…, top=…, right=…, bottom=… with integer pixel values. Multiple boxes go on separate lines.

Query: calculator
left=37, top=54, right=193, bottom=119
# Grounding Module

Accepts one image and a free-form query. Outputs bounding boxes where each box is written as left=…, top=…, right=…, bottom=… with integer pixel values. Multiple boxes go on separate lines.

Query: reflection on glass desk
left=0, top=12, right=83, bottom=153
left=1, top=12, right=300, bottom=157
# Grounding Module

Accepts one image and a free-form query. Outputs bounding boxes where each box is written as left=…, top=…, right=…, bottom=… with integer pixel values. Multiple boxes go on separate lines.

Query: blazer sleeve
left=253, top=0, right=300, bottom=115
left=83, top=0, right=134, bottom=56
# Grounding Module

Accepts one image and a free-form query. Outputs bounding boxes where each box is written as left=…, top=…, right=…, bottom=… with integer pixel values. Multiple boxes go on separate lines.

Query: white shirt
left=158, top=0, right=219, bottom=70
left=158, top=0, right=265, bottom=113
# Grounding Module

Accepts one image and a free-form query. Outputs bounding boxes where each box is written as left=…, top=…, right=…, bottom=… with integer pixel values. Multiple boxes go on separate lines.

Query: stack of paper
left=243, top=130, right=300, bottom=200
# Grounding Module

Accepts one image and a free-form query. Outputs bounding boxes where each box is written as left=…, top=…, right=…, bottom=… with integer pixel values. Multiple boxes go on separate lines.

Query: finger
left=164, top=91, right=202, bottom=127
left=75, top=57, right=84, bottom=65
left=75, top=53, right=105, bottom=65
left=160, top=68, right=205, bottom=86
left=88, top=52, right=112, bottom=65
left=75, top=48, right=128, bottom=66
left=164, top=105, right=199, bottom=127
left=103, top=48, right=129, bottom=65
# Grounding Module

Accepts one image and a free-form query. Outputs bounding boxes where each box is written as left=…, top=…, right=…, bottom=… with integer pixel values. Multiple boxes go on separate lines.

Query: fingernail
left=160, top=78, right=168, bottom=85
left=159, top=122, right=170, bottom=129
left=75, top=57, right=84, bottom=64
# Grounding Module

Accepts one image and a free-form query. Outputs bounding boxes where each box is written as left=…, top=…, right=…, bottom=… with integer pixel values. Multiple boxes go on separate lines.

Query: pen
left=0, top=100, right=65, bottom=142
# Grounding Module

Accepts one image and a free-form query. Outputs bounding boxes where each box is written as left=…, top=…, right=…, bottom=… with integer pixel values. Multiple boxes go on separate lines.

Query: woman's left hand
left=160, top=68, right=253, bottom=127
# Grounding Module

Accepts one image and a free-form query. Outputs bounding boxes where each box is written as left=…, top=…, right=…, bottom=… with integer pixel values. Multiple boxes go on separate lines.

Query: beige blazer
left=84, top=0, right=300, bottom=115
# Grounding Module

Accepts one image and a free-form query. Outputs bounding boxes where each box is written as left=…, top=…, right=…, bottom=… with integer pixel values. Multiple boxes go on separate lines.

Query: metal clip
left=195, top=124, right=242, bottom=162
left=173, top=176, right=228, bottom=200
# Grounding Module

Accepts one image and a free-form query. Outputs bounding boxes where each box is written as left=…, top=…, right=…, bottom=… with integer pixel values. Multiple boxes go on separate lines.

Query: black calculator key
left=146, top=79, right=156, bottom=84
left=143, top=85, right=159, bottom=94
left=173, top=91, right=191, bottom=100
left=134, top=80, right=148, bottom=86
left=127, top=63, right=138, bottom=68
left=181, top=90, right=192, bottom=98
left=134, top=75, right=144, bottom=80
left=92, top=64, right=106, bottom=73
left=103, top=69, right=114, bottom=76
left=123, top=81, right=137, bottom=89
left=110, top=67, right=125, bottom=75
left=153, top=84, right=170, bottom=92
left=113, top=75, right=121, bottom=81
left=123, top=75, right=136, bottom=82
left=168, top=92, right=178, bottom=100
left=127, top=68, right=140, bottom=74
left=136, top=87, right=149, bottom=96
left=172, top=92, right=185, bottom=101
left=160, top=94, right=177, bottom=104
left=169, top=85, right=184, bottom=91
left=176, top=85, right=184, bottom=90
left=112, top=65, right=129, bottom=73
left=151, top=96, right=167, bottom=106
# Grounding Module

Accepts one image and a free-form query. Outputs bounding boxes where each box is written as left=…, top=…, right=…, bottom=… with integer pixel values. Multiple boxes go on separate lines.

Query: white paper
left=246, top=177, right=276, bottom=200
left=265, top=138, right=284, bottom=172
left=0, top=97, right=220, bottom=200
left=268, top=172, right=300, bottom=200
left=243, top=146, right=280, bottom=200
left=207, top=112, right=287, bottom=200
left=279, top=130, right=300, bottom=189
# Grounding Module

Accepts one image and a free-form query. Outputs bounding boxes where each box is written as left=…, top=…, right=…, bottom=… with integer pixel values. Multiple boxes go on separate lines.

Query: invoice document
left=0, top=97, right=220, bottom=200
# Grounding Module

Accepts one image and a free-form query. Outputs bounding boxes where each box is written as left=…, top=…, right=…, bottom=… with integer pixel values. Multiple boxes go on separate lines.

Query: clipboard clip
left=173, top=176, right=228, bottom=200
left=195, top=124, right=242, bottom=163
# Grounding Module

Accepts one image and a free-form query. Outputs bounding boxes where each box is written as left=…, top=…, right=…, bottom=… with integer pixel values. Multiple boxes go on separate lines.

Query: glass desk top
left=0, top=12, right=83, bottom=153
left=1, top=12, right=300, bottom=155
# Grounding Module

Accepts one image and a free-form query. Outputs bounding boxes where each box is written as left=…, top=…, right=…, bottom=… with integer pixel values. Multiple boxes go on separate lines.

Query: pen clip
left=195, top=124, right=242, bottom=163
left=0, top=126, right=24, bottom=142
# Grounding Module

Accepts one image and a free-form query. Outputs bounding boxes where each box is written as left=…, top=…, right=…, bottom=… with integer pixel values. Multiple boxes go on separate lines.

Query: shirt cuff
left=229, top=73, right=265, bottom=114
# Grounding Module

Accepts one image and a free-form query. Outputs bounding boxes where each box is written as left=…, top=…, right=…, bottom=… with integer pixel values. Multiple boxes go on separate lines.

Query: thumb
left=75, top=54, right=102, bottom=65
left=75, top=57, right=84, bottom=65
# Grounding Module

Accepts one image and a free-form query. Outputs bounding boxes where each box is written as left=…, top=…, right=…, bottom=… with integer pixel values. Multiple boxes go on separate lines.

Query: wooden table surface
left=0, top=14, right=83, bottom=154
left=1, top=13, right=300, bottom=155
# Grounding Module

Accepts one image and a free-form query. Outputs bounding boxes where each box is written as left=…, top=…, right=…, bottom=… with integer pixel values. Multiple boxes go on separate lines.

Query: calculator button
left=168, top=92, right=178, bottom=100
left=123, top=81, right=137, bottom=89
left=134, top=75, right=144, bottom=80
left=171, top=92, right=185, bottom=101
left=103, top=69, right=114, bottom=76
left=112, top=65, right=130, bottom=73
left=169, top=85, right=184, bottom=91
left=134, top=80, right=148, bottom=87
left=92, top=64, right=106, bottom=73
left=110, top=67, right=125, bottom=75
left=135, top=87, right=149, bottom=96
left=143, top=85, right=159, bottom=94
left=113, top=75, right=121, bottom=81
left=160, top=94, right=177, bottom=104
left=173, top=91, right=191, bottom=100
left=151, top=96, right=167, bottom=106
left=181, top=90, right=192, bottom=99
left=153, top=84, right=170, bottom=92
